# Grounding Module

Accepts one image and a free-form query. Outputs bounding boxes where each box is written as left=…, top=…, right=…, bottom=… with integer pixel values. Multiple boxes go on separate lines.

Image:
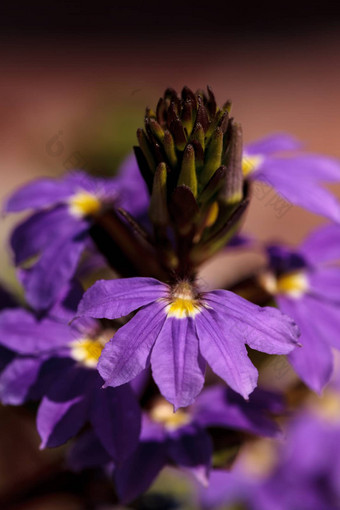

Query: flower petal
left=167, top=424, right=212, bottom=485
left=299, top=223, right=340, bottom=265
left=278, top=296, right=334, bottom=393
left=0, top=309, right=76, bottom=354
left=23, top=232, right=87, bottom=311
left=37, top=365, right=95, bottom=448
left=10, top=206, right=72, bottom=265
left=308, top=267, right=340, bottom=303
left=114, top=439, right=167, bottom=504
left=245, top=134, right=301, bottom=157
left=193, top=385, right=283, bottom=438
left=255, top=160, right=340, bottom=222
left=77, top=277, right=167, bottom=320
left=98, top=301, right=167, bottom=387
left=0, top=357, right=46, bottom=405
left=260, top=155, right=340, bottom=181
left=151, top=317, right=205, bottom=409
left=195, top=308, right=258, bottom=399
left=296, top=296, right=340, bottom=351
left=115, top=153, right=149, bottom=216
left=205, top=290, right=299, bottom=354
left=5, top=177, right=76, bottom=212
left=90, top=384, right=141, bottom=462
left=68, top=429, right=112, bottom=472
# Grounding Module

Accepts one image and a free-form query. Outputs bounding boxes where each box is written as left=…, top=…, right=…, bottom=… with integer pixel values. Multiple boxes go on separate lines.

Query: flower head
left=77, top=276, right=299, bottom=409
left=259, top=223, right=340, bottom=392
left=69, top=385, right=284, bottom=504
left=5, top=157, right=148, bottom=311
left=0, top=285, right=141, bottom=461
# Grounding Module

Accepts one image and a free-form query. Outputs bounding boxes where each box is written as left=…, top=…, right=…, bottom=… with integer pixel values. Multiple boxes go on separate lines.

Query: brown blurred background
left=0, top=1, right=340, bottom=507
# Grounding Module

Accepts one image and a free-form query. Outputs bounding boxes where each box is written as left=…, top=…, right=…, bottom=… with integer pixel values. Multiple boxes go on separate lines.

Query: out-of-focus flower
left=4, top=157, right=148, bottom=311
left=77, top=277, right=299, bottom=408
left=200, top=405, right=340, bottom=510
left=259, top=223, right=340, bottom=392
left=0, top=284, right=141, bottom=462
left=243, top=134, right=340, bottom=221
left=69, top=385, right=284, bottom=504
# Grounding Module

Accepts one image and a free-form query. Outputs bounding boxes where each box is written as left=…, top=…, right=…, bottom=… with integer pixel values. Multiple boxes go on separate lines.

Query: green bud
left=222, top=122, right=243, bottom=204
left=149, top=163, right=169, bottom=226
left=178, top=144, right=197, bottom=197
left=163, top=130, right=178, bottom=168
left=200, top=127, right=223, bottom=187
left=137, top=128, right=156, bottom=173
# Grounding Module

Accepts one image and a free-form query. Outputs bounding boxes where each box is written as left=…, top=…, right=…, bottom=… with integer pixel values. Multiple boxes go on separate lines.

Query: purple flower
left=77, top=277, right=299, bottom=409
left=244, top=134, right=340, bottom=221
left=0, top=287, right=141, bottom=461
left=200, top=407, right=340, bottom=510
left=69, top=385, right=284, bottom=503
left=259, top=223, right=340, bottom=392
left=5, top=155, right=148, bottom=311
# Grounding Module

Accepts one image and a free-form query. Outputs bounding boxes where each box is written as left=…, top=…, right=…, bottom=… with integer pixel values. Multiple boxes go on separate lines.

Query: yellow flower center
left=308, top=390, right=340, bottom=424
left=150, top=399, right=190, bottom=430
left=240, top=439, right=277, bottom=479
left=166, top=281, right=202, bottom=319
left=70, top=337, right=107, bottom=368
left=68, top=191, right=102, bottom=218
left=242, top=154, right=264, bottom=177
left=259, top=270, right=309, bottom=299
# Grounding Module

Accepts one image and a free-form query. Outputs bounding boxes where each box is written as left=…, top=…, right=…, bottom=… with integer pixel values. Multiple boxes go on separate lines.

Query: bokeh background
left=1, top=2, right=340, bottom=508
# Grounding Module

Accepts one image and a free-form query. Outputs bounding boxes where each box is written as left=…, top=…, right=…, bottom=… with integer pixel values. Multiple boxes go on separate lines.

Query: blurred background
left=1, top=1, right=340, bottom=507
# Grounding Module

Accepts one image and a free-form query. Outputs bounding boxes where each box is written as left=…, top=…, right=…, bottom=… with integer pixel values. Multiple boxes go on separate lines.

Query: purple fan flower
left=0, top=286, right=141, bottom=461
left=77, top=277, right=300, bottom=409
left=200, top=409, right=340, bottom=510
left=243, top=134, right=340, bottom=221
left=69, top=385, right=284, bottom=504
left=5, top=155, right=148, bottom=311
left=259, top=223, right=340, bottom=393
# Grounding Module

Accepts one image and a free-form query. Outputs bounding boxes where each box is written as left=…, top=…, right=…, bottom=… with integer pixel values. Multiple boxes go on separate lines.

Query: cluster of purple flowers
left=1, top=86, right=340, bottom=507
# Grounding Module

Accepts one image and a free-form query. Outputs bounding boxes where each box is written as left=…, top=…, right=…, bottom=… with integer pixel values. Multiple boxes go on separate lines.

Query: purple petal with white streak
left=151, top=317, right=205, bottom=410
left=205, top=290, right=299, bottom=354
left=98, top=301, right=167, bottom=387
left=77, top=277, right=167, bottom=320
